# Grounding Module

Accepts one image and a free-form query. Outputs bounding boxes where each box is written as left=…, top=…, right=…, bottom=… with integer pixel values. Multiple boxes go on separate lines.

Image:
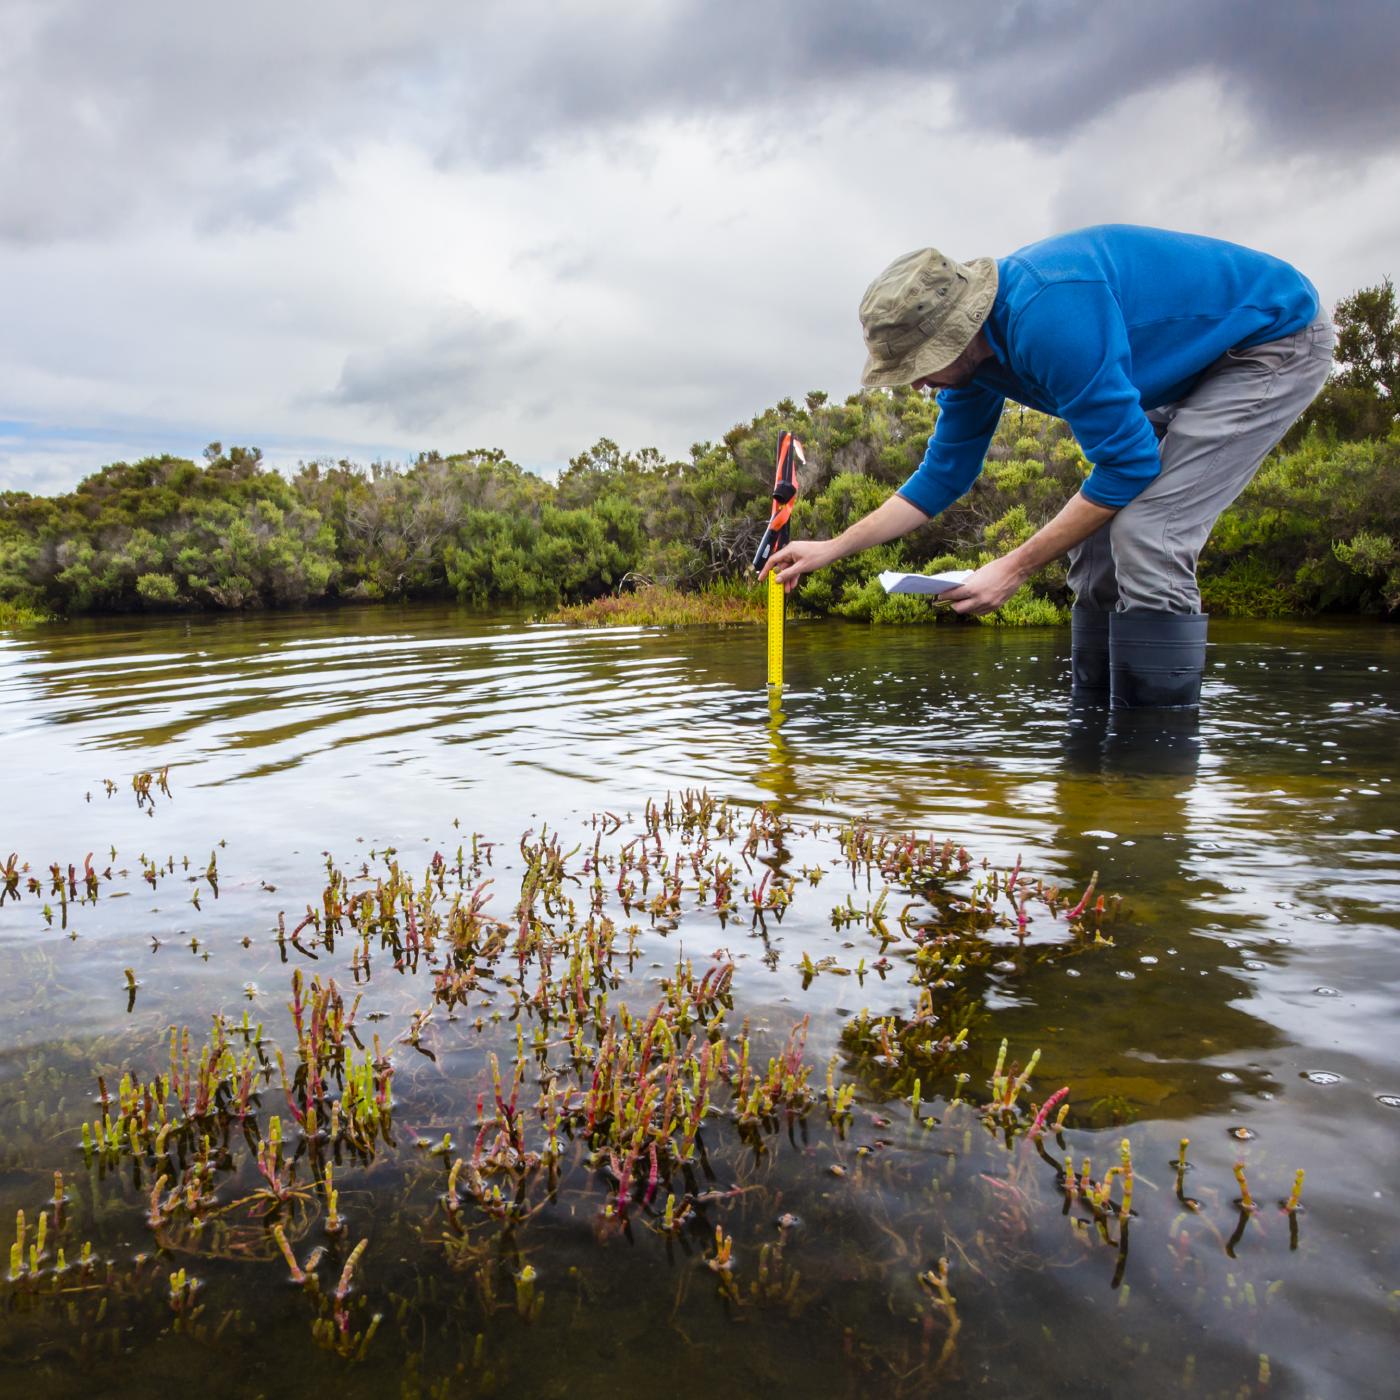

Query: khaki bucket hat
left=858, top=248, right=998, bottom=388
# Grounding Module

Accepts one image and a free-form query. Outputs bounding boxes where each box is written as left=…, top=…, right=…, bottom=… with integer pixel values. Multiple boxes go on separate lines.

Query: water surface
left=1, top=607, right=1396, bottom=1398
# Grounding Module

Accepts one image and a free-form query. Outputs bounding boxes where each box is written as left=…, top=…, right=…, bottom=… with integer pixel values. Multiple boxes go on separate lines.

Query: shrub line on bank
left=3, top=296, right=1398, bottom=632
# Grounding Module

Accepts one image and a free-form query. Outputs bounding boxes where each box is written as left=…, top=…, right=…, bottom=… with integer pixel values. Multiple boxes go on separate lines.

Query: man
left=761, top=225, right=1334, bottom=707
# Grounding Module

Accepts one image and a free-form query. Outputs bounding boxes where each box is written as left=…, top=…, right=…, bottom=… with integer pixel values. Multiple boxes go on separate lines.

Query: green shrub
left=1332, top=530, right=1400, bottom=611
left=831, top=575, right=941, bottom=624
left=135, top=572, right=182, bottom=608
left=974, top=586, right=1069, bottom=627
left=1198, top=559, right=1301, bottom=618
left=1203, top=432, right=1400, bottom=614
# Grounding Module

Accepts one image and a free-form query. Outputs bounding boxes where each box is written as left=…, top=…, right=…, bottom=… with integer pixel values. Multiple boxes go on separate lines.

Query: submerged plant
left=0, top=787, right=1326, bottom=1395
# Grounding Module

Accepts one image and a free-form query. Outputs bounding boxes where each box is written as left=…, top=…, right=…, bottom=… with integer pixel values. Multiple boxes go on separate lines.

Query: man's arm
left=940, top=492, right=1116, bottom=615
left=760, top=492, right=930, bottom=591
left=760, top=382, right=1004, bottom=592
left=761, top=481, right=1116, bottom=609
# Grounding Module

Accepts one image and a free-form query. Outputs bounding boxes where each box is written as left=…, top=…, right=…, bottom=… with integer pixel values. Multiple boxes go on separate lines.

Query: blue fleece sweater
left=896, top=225, right=1320, bottom=515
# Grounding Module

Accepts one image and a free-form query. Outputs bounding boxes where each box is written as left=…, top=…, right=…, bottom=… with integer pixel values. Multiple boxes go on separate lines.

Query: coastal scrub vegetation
left=1, top=283, right=1396, bottom=628
left=0, top=599, right=48, bottom=629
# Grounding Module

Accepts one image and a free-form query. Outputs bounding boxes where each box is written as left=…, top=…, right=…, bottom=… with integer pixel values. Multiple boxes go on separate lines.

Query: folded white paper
left=877, top=569, right=973, bottom=596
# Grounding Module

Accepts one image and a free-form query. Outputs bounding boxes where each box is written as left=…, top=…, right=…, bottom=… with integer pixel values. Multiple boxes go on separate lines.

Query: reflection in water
left=1036, top=706, right=1286, bottom=1124
left=755, top=687, right=799, bottom=811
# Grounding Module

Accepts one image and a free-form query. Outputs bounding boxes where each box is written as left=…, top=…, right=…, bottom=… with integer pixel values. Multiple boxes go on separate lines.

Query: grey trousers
left=1067, top=313, right=1336, bottom=613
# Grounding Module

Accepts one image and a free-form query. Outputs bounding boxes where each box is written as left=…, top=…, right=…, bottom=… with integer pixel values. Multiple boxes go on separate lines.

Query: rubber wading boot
left=1109, top=610, right=1208, bottom=709
left=1070, top=607, right=1111, bottom=707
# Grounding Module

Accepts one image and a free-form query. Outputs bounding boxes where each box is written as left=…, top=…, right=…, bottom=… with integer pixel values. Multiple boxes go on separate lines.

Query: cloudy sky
left=2, top=1, right=1396, bottom=496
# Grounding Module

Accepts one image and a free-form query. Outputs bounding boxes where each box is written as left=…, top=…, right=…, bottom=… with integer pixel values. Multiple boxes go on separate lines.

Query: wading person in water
left=760, top=224, right=1334, bottom=708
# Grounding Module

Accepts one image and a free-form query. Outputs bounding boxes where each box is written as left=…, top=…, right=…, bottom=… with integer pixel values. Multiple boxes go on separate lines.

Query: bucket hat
left=858, top=248, right=998, bottom=388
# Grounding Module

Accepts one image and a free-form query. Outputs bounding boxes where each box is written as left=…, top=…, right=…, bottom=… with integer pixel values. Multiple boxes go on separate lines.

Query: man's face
left=910, top=334, right=985, bottom=393
left=912, top=365, right=974, bottom=392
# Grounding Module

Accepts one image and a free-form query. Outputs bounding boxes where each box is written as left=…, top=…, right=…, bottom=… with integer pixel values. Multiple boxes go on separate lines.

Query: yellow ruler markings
left=766, top=570, right=784, bottom=689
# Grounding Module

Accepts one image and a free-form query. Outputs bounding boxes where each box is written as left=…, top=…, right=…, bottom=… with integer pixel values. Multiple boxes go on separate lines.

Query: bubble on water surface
left=1242, top=961, right=1267, bottom=971
left=1139, top=955, right=1158, bottom=965
left=1376, top=1095, right=1400, bottom=1110
left=1064, top=968, right=1081, bottom=978
left=1218, top=1071, right=1242, bottom=1083
left=1301, top=1071, right=1342, bottom=1085
left=992, top=960, right=1017, bottom=973
left=1116, top=970, right=1135, bottom=980
left=1314, top=986, right=1341, bottom=997
left=1229, top=1126, right=1257, bottom=1141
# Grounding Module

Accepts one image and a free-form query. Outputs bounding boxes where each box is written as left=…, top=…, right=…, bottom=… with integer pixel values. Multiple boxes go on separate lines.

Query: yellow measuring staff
left=754, top=430, right=803, bottom=692
left=767, top=570, right=784, bottom=689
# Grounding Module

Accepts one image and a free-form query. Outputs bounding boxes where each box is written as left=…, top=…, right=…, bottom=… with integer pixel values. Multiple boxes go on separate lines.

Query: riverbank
left=3, top=393, right=1396, bottom=628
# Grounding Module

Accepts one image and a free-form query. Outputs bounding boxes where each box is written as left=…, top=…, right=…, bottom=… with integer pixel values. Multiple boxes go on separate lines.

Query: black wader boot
left=1109, top=610, right=1208, bottom=710
left=1070, top=607, right=1111, bottom=707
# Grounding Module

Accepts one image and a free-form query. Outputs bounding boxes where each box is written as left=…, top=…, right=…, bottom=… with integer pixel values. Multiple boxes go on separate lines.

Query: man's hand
left=940, top=557, right=1028, bottom=616
left=942, top=492, right=1117, bottom=616
left=759, top=538, right=837, bottom=592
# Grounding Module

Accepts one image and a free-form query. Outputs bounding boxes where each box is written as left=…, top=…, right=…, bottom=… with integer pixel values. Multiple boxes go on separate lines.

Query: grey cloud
left=946, top=3, right=1400, bottom=150
left=193, top=148, right=337, bottom=236
left=3, top=1, right=1394, bottom=243
left=329, top=307, right=527, bottom=431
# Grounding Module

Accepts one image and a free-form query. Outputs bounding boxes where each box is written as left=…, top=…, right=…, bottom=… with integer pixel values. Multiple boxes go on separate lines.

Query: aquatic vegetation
left=0, top=599, right=50, bottom=630
left=549, top=583, right=768, bottom=628
left=131, top=767, right=173, bottom=809
left=0, top=786, right=1338, bottom=1396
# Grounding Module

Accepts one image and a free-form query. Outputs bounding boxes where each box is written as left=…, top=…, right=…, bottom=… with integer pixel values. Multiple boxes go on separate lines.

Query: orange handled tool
left=752, top=431, right=804, bottom=573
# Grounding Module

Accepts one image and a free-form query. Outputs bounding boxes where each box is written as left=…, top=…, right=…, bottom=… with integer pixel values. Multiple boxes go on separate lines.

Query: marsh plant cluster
left=1, top=781, right=1314, bottom=1397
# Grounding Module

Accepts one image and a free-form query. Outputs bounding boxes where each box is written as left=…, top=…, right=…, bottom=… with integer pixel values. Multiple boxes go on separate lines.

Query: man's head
left=858, top=247, right=998, bottom=391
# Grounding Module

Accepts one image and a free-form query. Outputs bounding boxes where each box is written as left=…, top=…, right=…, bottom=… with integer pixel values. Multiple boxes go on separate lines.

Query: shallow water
left=1, top=607, right=1397, bottom=1398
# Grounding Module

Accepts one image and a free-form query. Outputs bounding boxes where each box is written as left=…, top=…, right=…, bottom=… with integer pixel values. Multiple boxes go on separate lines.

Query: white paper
left=877, top=569, right=973, bottom=596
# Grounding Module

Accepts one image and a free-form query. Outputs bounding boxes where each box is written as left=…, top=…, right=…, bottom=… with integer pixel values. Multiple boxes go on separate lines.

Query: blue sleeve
left=1013, top=282, right=1161, bottom=508
left=896, top=383, right=1004, bottom=518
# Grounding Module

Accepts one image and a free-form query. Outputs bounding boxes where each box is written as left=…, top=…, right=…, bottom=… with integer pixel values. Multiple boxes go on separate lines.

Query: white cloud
left=0, top=8, right=1394, bottom=497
